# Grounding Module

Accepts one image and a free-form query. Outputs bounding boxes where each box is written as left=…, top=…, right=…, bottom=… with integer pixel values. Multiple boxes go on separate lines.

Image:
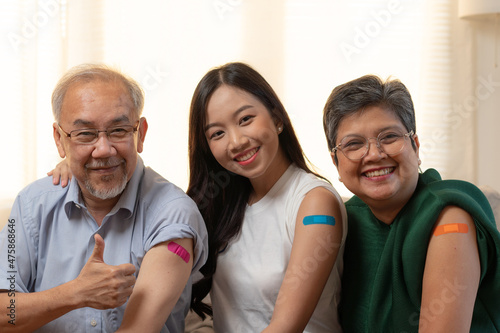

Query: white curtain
left=0, top=0, right=489, bottom=209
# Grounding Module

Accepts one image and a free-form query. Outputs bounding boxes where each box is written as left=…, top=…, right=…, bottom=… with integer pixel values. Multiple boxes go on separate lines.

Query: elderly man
left=0, top=64, right=208, bottom=332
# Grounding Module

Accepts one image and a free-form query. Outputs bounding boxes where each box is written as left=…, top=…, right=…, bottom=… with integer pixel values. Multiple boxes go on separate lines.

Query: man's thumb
left=90, top=234, right=105, bottom=262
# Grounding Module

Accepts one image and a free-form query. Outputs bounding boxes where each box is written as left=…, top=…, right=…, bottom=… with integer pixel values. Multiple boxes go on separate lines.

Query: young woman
left=323, top=74, right=500, bottom=332
left=187, top=62, right=346, bottom=332
left=51, top=62, right=347, bottom=332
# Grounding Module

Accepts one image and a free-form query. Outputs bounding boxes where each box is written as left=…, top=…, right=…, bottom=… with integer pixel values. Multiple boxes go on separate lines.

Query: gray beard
left=84, top=173, right=128, bottom=200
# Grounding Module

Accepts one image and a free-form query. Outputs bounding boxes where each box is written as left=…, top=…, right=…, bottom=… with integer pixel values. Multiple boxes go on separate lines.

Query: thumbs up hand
left=73, top=234, right=136, bottom=309
left=89, top=233, right=106, bottom=263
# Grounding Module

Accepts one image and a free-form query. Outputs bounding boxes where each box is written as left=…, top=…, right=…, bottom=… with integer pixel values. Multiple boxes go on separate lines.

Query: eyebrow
left=379, top=125, right=405, bottom=132
left=204, top=105, right=254, bottom=132
left=344, top=125, right=405, bottom=137
left=72, top=115, right=131, bottom=127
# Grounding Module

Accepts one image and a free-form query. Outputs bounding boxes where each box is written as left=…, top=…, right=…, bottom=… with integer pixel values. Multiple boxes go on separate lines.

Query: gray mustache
left=85, top=158, right=125, bottom=169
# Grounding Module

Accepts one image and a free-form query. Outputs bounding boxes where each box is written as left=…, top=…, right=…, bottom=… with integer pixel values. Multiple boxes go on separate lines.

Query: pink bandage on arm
left=167, top=241, right=191, bottom=263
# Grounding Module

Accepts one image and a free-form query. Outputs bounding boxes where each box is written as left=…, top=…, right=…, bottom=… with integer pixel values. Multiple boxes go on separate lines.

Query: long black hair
left=187, top=62, right=324, bottom=318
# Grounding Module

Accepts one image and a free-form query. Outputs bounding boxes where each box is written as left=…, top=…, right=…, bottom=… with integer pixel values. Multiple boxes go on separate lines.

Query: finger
left=122, top=285, right=135, bottom=299
left=65, top=165, right=73, bottom=180
left=89, top=234, right=105, bottom=263
left=49, top=169, right=61, bottom=185
left=117, top=263, right=137, bottom=276
left=117, top=290, right=133, bottom=306
left=61, top=164, right=72, bottom=187
left=123, top=275, right=136, bottom=289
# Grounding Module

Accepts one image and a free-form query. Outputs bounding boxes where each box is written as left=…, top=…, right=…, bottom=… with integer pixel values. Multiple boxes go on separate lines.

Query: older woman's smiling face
left=333, top=105, right=420, bottom=219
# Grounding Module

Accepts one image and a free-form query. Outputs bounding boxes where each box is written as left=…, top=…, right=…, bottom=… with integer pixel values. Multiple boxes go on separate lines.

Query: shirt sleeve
left=0, top=194, right=37, bottom=293
left=143, top=196, right=208, bottom=273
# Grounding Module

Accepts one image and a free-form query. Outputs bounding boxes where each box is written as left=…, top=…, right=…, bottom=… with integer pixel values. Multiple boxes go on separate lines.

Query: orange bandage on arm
left=433, top=223, right=469, bottom=237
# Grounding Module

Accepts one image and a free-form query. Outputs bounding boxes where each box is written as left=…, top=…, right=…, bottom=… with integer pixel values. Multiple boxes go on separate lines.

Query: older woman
left=323, top=75, right=500, bottom=332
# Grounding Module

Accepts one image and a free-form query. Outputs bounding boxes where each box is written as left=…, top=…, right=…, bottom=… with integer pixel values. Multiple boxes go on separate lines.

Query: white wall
left=472, top=18, right=500, bottom=193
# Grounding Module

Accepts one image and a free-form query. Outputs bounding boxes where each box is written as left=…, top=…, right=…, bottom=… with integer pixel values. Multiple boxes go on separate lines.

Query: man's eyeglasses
left=332, top=130, right=414, bottom=161
left=58, top=122, right=139, bottom=145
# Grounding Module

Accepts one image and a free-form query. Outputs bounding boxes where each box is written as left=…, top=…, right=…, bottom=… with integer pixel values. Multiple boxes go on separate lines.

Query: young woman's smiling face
left=333, top=105, right=420, bottom=213
left=204, top=85, right=288, bottom=186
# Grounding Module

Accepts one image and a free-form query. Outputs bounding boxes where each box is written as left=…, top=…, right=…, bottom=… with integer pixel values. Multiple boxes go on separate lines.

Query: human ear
left=53, top=122, right=66, bottom=158
left=413, top=133, right=420, bottom=159
left=330, top=150, right=339, bottom=168
left=274, top=118, right=283, bottom=134
left=136, top=117, right=148, bottom=153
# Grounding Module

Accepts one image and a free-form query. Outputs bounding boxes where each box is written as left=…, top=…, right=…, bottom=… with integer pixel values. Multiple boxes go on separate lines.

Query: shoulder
left=420, top=168, right=484, bottom=202
left=431, top=205, right=476, bottom=236
left=297, top=187, right=345, bottom=233
left=8, top=177, right=71, bottom=237
left=138, top=167, right=206, bottom=234
left=291, top=169, right=347, bottom=229
left=140, top=166, right=198, bottom=210
left=301, top=187, right=342, bottom=213
left=419, top=169, right=495, bottom=225
left=138, top=168, right=208, bottom=262
left=289, top=166, right=341, bottom=200
left=284, top=169, right=342, bottom=213
left=17, top=176, right=70, bottom=206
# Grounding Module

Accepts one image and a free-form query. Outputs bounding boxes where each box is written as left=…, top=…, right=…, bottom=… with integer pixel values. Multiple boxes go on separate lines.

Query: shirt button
left=90, top=319, right=97, bottom=327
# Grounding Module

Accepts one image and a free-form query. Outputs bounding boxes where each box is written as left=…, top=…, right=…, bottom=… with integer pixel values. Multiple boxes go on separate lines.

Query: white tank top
left=211, top=164, right=347, bottom=332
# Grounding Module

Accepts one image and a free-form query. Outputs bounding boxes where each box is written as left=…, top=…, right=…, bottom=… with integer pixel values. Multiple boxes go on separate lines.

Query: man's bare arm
left=116, top=238, right=194, bottom=333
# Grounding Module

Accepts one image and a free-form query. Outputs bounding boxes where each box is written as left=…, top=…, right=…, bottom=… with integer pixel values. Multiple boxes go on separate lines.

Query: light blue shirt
left=0, top=157, right=208, bottom=333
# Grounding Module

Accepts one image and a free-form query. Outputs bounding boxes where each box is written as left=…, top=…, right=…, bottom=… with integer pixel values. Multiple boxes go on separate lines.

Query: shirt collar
left=63, top=156, right=145, bottom=219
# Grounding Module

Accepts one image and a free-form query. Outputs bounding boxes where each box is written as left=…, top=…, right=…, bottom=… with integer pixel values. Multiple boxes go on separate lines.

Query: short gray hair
left=51, top=64, right=144, bottom=122
left=323, top=75, right=416, bottom=163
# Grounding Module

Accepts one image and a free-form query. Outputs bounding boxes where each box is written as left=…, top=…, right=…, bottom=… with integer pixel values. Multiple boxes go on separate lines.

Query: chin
left=85, top=175, right=128, bottom=200
left=359, top=186, right=398, bottom=202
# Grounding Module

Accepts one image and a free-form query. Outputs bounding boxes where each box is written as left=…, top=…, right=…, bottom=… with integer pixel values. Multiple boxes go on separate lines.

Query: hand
left=73, top=234, right=136, bottom=309
left=47, top=159, right=72, bottom=187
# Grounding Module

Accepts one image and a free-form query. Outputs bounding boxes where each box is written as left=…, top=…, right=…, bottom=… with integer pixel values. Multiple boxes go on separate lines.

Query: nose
left=91, top=133, right=117, bottom=159
left=227, top=128, right=249, bottom=152
left=363, top=137, right=386, bottom=161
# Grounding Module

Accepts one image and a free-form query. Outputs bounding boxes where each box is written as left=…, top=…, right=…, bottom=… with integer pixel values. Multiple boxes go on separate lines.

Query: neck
left=365, top=195, right=413, bottom=225
left=365, top=177, right=420, bottom=225
left=370, top=206, right=401, bottom=225
left=81, top=193, right=120, bottom=226
left=249, top=149, right=291, bottom=205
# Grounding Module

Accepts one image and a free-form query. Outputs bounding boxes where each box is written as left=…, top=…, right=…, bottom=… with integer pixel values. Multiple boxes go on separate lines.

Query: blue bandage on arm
left=303, top=215, right=336, bottom=226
